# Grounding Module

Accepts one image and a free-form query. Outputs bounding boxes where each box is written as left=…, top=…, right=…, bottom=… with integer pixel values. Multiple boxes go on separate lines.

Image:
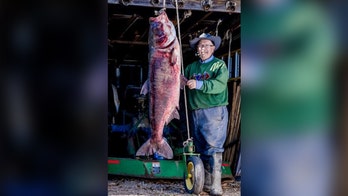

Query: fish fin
left=136, top=139, right=152, bottom=157
left=136, top=138, right=173, bottom=159
left=156, top=139, right=174, bottom=159
left=180, top=75, right=188, bottom=89
left=166, top=109, right=180, bottom=125
left=140, top=79, right=149, bottom=95
left=170, top=42, right=180, bottom=66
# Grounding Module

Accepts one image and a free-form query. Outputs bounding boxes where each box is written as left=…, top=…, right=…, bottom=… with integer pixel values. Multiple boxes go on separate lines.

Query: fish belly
left=149, top=51, right=180, bottom=143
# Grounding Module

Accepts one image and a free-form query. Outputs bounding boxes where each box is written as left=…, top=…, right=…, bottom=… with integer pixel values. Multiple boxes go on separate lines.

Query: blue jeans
left=190, top=106, right=228, bottom=156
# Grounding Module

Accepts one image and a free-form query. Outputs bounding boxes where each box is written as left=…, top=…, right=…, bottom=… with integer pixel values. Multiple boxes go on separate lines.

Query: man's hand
left=186, top=79, right=196, bottom=89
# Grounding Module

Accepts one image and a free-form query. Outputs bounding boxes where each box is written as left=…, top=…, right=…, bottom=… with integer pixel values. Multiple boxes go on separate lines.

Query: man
left=184, top=33, right=229, bottom=196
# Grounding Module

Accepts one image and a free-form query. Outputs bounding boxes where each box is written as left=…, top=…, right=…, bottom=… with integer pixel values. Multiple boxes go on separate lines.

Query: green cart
left=108, top=138, right=233, bottom=194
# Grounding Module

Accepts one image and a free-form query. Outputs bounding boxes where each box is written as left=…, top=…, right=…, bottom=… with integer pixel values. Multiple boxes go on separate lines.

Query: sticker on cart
left=152, top=162, right=160, bottom=174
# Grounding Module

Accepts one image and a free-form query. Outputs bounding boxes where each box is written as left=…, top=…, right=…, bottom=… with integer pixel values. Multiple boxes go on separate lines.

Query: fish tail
left=135, top=138, right=173, bottom=159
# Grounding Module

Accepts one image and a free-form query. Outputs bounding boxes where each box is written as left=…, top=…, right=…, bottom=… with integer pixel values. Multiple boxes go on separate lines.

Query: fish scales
left=136, top=10, right=181, bottom=159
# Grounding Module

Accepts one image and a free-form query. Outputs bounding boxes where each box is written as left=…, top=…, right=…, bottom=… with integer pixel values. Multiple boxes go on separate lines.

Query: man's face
left=197, top=39, right=215, bottom=61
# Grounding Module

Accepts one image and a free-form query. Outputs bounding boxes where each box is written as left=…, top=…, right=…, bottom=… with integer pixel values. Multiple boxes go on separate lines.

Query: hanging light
left=201, top=0, right=213, bottom=11
left=225, top=0, right=236, bottom=11
left=120, top=0, right=133, bottom=6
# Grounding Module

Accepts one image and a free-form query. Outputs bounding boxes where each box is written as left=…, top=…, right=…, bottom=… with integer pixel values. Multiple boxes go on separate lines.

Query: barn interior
left=108, top=0, right=241, bottom=176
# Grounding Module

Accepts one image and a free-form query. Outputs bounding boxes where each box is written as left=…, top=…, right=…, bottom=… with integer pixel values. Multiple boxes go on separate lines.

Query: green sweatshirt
left=184, top=57, right=229, bottom=110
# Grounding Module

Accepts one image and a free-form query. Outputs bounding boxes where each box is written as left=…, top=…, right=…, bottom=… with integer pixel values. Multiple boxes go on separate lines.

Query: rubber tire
left=184, top=156, right=204, bottom=194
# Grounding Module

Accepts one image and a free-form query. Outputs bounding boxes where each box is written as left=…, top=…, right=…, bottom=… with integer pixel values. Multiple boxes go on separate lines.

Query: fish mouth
left=151, top=22, right=170, bottom=46
left=149, top=11, right=175, bottom=47
left=155, top=34, right=168, bottom=45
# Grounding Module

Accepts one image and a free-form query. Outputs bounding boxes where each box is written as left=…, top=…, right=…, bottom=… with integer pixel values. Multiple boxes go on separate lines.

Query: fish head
left=149, top=11, right=176, bottom=48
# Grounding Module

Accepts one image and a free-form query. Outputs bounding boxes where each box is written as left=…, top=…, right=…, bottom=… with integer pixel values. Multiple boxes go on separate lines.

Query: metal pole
left=174, top=0, right=191, bottom=139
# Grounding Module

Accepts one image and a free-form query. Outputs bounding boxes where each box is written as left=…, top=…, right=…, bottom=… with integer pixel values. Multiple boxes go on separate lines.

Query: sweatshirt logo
left=190, top=72, right=210, bottom=81
left=210, top=62, right=224, bottom=72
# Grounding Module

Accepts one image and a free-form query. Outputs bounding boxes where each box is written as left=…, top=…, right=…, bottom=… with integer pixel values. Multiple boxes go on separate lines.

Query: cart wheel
left=184, top=156, right=204, bottom=194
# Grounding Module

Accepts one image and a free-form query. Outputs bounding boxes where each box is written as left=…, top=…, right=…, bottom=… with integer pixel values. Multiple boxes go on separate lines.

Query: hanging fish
left=136, top=9, right=181, bottom=159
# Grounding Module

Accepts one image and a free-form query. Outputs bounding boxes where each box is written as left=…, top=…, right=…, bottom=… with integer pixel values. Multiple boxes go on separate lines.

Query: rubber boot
left=202, top=156, right=212, bottom=192
left=210, top=153, right=223, bottom=196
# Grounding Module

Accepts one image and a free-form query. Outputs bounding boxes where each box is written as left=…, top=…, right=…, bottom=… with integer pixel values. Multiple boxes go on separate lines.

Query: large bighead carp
left=136, top=10, right=181, bottom=159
